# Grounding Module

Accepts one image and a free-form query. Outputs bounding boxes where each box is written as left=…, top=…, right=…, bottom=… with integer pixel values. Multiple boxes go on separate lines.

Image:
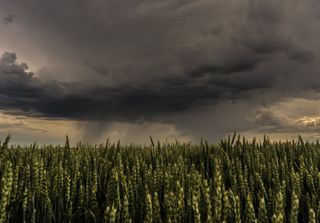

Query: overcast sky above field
left=1, top=0, right=320, bottom=144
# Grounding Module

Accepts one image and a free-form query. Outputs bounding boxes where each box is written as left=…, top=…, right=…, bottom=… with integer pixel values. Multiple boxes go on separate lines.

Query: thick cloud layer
left=0, top=0, right=320, bottom=141
left=0, top=51, right=273, bottom=121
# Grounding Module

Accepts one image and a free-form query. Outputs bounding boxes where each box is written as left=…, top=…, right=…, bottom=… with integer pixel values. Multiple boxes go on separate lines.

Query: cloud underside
left=0, top=44, right=312, bottom=122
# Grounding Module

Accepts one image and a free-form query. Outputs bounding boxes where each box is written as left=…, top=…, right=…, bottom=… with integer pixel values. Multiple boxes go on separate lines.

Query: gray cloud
left=0, top=51, right=271, bottom=122
left=2, top=14, right=15, bottom=25
left=84, top=59, right=109, bottom=76
left=0, top=0, right=320, bottom=141
left=244, top=98, right=320, bottom=136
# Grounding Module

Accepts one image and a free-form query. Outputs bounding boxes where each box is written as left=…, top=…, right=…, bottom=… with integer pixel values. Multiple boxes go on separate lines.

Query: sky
left=0, top=0, right=320, bottom=144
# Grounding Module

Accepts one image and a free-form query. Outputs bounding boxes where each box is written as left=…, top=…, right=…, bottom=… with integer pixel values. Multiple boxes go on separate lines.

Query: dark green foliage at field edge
left=0, top=135, right=319, bottom=223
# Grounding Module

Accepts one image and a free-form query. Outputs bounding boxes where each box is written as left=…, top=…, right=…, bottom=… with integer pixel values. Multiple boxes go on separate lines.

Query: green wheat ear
left=0, top=161, right=13, bottom=223
left=0, top=135, right=10, bottom=155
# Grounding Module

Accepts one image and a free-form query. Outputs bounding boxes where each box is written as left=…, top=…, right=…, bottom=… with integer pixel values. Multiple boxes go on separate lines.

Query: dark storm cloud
left=187, top=57, right=260, bottom=77
left=289, top=50, right=315, bottom=63
left=0, top=51, right=272, bottom=121
left=84, top=59, right=109, bottom=76
left=2, top=14, right=15, bottom=25
left=0, top=0, right=319, bottom=129
left=182, top=0, right=315, bottom=79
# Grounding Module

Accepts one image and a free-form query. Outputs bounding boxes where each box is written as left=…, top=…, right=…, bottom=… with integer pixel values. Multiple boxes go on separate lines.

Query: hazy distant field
left=0, top=134, right=319, bottom=223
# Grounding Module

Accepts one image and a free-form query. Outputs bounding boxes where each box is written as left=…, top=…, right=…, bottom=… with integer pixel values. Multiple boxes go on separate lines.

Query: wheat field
left=0, top=134, right=319, bottom=223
